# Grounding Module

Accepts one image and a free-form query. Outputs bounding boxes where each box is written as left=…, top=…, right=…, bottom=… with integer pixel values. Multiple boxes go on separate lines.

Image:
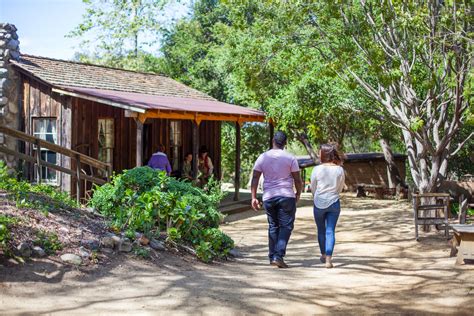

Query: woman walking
left=310, top=143, right=345, bottom=268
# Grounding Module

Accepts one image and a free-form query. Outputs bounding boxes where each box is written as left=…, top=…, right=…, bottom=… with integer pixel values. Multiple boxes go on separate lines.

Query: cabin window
left=169, top=121, right=182, bottom=172
left=98, top=119, right=114, bottom=171
left=32, top=118, right=58, bottom=184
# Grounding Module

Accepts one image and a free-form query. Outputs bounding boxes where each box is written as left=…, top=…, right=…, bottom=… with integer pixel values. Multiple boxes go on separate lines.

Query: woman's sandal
left=320, top=256, right=326, bottom=263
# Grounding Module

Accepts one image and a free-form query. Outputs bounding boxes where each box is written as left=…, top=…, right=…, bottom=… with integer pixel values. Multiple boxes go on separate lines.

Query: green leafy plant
left=0, top=215, right=17, bottom=256
left=133, top=247, right=150, bottom=259
left=33, top=230, right=63, bottom=255
left=0, top=161, right=79, bottom=212
left=90, top=166, right=233, bottom=262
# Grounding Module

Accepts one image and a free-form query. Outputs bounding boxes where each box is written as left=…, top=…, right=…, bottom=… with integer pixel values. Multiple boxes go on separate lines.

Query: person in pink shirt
left=251, top=131, right=303, bottom=268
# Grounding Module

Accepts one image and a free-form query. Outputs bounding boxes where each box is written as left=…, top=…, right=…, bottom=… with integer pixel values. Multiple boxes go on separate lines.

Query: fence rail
left=0, top=126, right=111, bottom=202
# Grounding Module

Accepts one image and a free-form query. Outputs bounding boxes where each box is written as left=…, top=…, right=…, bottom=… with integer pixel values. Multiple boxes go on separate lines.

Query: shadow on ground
left=1, top=194, right=473, bottom=315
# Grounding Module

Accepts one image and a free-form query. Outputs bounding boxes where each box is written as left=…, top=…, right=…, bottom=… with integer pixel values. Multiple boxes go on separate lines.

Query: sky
left=0, top=0, right=190, bottom=60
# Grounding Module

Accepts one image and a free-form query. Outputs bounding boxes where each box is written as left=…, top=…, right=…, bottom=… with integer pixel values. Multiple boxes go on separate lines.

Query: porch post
left=135, top=118, right=144, bottom=167
left=192, top=121, right=200, bottom=179
left=269, top=121, right=274, bottom=150
left=234, top=122, right=241, bottom=201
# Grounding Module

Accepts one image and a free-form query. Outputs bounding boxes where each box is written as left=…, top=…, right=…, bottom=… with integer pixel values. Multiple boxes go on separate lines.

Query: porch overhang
left=53, top=85, right=266, bottom=124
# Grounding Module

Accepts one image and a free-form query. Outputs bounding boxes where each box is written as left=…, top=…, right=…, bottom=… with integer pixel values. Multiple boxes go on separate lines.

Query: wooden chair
left=413, top=193, right=450, bottom=241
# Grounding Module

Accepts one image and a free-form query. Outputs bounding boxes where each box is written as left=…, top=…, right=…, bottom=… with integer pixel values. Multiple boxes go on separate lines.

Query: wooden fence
left=0, top=126, right=111, bottom=203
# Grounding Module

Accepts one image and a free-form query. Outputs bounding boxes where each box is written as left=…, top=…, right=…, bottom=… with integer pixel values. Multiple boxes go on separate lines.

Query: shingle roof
left=11, top=54, right=216, bottom=101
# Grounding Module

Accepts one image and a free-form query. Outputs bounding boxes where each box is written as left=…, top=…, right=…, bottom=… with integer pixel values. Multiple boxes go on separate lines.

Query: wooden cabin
left=9, top=55, right=266, bottom=200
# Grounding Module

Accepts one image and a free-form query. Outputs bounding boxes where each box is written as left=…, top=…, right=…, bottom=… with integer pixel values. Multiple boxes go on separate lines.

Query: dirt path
left=1, top=195, right=473, bottom=315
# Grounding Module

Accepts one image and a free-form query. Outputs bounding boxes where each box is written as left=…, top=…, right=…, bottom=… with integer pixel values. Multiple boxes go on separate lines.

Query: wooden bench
left=458, top=194, right=473, bottom=224
left=450, top=224, right=474, bottom=265
left=413, top=193, right=450, bottom=241
left=356, top=183, right=386, bottom=199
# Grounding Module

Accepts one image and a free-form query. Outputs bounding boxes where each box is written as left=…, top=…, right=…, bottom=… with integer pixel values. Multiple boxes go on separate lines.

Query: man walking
left=251, top=131, right=303, bottom=268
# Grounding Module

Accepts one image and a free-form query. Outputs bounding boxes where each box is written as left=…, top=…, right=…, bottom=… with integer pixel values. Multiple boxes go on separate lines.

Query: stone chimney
left=0, top=23, right=20, bottom=167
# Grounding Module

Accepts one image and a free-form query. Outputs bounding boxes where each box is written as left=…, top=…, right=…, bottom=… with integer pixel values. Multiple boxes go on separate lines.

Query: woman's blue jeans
left=313, top=200, right=341, bottom=256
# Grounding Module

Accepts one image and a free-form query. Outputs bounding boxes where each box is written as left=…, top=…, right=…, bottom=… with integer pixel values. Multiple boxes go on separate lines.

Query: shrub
left=0, top=215, right=17, bottom=256
left=90, top=166, right=233, bottom=262
left=0, top=161, right=79, bottom=211
left=33, top=230, right=63, bottom=255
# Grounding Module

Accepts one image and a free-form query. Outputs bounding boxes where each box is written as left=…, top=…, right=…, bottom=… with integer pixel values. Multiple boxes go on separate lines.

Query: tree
left=68, top=0, right=169, bottom=70
left=314, top=0, right=473, bottom=193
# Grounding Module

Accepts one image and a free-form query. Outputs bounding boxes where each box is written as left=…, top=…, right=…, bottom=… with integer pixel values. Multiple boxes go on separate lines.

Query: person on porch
left=182, top=152, right=193, bottom=181
left=147, top=144, right=171, bottom=176
left=198, top=145, right=213, bottom=186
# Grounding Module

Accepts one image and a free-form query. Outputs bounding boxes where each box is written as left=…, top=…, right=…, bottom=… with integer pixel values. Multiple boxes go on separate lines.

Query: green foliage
left=193, top=228, right=234, bottom=262
left=90, top=167, right=233, bottom=262
left=68, top=0, right=171, bottom=71
left=133, top=246, right=151, bottom=259
left=0, top=215, right=17, bottom=255
left=0, top=161, right=79, bottom=211
left=221, top=122, right=268, bottom=186
left=33, top=230, right=63, bottom=255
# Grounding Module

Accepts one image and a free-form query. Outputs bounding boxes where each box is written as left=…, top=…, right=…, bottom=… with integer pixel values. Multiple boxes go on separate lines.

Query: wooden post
left=234, top=122, right=241, bottom=201
left=35, top=139, right=42, bottom=184
left=269, top=121, right=274, bottom=150
left=135, top=119, right=144, bottom=167
left=76, top=154, right=81, bottom=204
left=192, top=121, right=200, bottom=179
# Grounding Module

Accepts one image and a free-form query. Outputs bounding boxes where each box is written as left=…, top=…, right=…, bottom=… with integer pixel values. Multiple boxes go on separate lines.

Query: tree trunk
left=296, top=131, right=318, bottom=163
left=380, top=138, right=406, bottom=188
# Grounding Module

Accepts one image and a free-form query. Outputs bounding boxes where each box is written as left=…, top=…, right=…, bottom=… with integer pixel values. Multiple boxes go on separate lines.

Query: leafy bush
left=33, top=230, right=63, bottom=255
left=90, top=166, right=233, bottom=262
left=0, top=160, right=79, bottom=211
left=0, top=215, right=17, bottom=256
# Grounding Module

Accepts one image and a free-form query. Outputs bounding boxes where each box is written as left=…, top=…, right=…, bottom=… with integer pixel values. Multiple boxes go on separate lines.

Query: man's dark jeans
left=263, top=196, right=296, bottom=262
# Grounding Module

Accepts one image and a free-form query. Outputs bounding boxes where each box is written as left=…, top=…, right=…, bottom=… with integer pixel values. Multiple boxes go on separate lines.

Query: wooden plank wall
left=344, top=159, right=406, bottom=190
left=20, top=75, right=70, bottom=190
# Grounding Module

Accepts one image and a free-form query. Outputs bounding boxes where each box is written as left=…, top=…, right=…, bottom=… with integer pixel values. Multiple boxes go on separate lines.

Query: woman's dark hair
left=157, top=144, right=165, bottom=152
left=199, top=145, right=209, bottom=155
left=319, top=143, right=345, bottom=164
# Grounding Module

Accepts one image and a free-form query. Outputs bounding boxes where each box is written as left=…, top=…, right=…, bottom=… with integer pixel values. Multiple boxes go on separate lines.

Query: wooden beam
left=0, top=126, right=110, bottom=170
left=234, top=122, right=241, bottom=201
left=139, top=110, right=265, bottom=123
left=192, top=121, right=199, bottom=179
left=0, top=146, right=106, bottom=185
left=135, top=118, right=144, bottom=167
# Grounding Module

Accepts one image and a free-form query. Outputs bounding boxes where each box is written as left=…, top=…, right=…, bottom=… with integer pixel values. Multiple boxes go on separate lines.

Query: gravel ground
left=1, top=194, right=473, bottom=315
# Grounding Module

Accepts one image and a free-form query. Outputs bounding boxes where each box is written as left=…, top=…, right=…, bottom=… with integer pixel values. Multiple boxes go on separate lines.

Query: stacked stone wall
left=0, top=23, right=20, bottom=168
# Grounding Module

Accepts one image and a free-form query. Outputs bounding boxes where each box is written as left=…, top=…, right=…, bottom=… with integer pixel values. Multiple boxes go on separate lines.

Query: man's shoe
left=271, top=258, right=289, bottom=268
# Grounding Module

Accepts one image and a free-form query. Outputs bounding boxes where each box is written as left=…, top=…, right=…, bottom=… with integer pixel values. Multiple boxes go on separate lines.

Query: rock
left=100, top=247, right=114, bottom=254
left=100, top=236, right=115, bottom=249
left=111, top=235, right=121, bottom=247
left=81, top=239, right=100, bottom=251
left=139, top=235, right=150, bottom=246
left=7, top=39, right=19, bottom=50
left=229, top=248, right=243, bottom=258
left=17, top=242, right=32, bottom=258
left=60, top=253, right=82, bottom=265
left=32, top=246, right=46, bottom=258
left=150, top=239, right=165, bottom=251
left=118, top=239, right=132, bottom=252
left=78, top=246, right=91, bottom=259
